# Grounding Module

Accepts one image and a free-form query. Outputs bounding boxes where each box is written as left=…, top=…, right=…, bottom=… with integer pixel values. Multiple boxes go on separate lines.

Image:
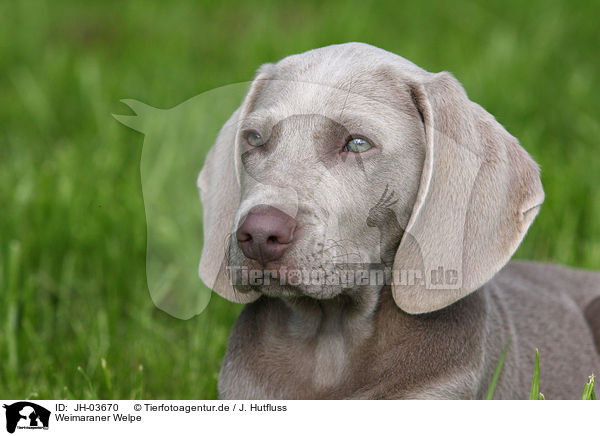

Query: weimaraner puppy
left=198, top=42, right=600, bottom=399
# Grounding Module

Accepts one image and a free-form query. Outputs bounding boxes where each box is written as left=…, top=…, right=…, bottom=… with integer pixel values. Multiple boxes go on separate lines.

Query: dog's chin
left=233, top=283, right=346, bottom=300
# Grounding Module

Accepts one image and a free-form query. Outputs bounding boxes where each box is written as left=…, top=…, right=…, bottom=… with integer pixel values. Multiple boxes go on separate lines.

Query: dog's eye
left=245, top=131, right=264, bottom=147
left=344, top=137, right=372, bottom=153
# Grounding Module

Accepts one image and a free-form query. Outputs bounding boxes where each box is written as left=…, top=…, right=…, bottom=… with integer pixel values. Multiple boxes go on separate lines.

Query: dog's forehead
left=276, top=42, right=425, bottom=81
left=252, top=69, right=419, bottom=125
left=245, top=44, right=430, bottom=124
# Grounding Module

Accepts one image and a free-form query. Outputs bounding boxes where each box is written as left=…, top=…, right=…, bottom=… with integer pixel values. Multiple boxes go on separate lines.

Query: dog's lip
left=255, top=262, right=289, bottom=275
left=232, top=260, right=291, bottom=274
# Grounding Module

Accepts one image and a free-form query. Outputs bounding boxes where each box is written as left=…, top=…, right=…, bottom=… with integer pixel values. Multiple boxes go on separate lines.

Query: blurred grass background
left=0, top=0, right=598, bottom=399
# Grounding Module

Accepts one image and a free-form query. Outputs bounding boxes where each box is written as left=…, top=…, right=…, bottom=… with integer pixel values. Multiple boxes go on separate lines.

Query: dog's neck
left=280, top=287, right=382, bottom=388
left=282, top=287, right=381, bottom=338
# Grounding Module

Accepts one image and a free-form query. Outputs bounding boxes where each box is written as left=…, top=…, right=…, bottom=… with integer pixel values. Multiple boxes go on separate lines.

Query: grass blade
left=582, top=374, right=595, bottom=400
left=529, top=349, right=541, bottom=400
left=133, top=364, right=144, bottom=400
left=486, top=336, right=512, bottom=400
left=101, top=358, right=113, bottom=398
left=77, top=366, right=98, bottom=399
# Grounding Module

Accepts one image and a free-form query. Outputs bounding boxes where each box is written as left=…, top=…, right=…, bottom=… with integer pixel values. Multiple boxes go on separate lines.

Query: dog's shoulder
left=584, top=297, right=600, bottom=353
left=490, top=260, right=600, bottom=338
left=494, top=260, right=600, bottom=305
left=486, top=260, right=600, bottom=398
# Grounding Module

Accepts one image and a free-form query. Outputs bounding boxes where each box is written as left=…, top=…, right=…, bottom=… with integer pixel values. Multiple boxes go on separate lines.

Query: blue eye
left=245, top=131, right=264, bottom=147
left=344, top=137, right=372, bottom=153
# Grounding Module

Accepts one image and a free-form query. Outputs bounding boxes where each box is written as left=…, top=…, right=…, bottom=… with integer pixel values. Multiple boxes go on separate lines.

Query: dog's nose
left=236, top=205, right=296, bottom=265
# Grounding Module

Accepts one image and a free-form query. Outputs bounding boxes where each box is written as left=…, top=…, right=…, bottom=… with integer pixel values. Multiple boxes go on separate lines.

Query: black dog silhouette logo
left=3, top=402, right=50, bottom=433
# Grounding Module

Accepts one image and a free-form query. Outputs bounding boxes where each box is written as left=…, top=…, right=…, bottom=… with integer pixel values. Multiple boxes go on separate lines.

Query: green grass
left=485, top=337, right=512, bottom=400
left=582, top=375, right=596, bottom=400
left=1, top=0, right=599, bottom=399
left=529, top=349, right=543, bottom=400
left=486, top=348, right=596, bottom=400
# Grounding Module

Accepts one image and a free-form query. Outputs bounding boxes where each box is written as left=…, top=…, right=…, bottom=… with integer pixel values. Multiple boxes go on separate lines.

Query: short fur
left=198, top=43, right=600, bottom=399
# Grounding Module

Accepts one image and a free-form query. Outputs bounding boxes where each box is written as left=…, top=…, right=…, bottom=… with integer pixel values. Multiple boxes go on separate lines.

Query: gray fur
left=198, top=43, right=600, bottom=399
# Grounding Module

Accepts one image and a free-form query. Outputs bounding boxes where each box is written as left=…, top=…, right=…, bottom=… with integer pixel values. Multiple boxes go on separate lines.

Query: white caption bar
left=0, top=400, right=595, bottom=435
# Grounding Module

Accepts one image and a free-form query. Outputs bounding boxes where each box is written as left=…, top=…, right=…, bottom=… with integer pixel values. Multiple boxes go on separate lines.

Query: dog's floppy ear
left=198, top=65, right=274, bottom=303
left=392, top=72, right=544, bottom=314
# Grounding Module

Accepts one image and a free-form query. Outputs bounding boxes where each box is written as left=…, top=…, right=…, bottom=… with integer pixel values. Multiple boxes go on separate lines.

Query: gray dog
left=198, top=43, right=600, bottom=399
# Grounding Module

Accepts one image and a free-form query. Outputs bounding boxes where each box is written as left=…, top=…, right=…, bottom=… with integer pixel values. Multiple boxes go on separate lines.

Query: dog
left=197, top=42, right=600, bottom=399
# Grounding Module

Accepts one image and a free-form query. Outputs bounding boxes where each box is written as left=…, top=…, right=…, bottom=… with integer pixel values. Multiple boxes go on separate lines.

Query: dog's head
left=198, top=42, right=544, bottom=313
